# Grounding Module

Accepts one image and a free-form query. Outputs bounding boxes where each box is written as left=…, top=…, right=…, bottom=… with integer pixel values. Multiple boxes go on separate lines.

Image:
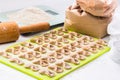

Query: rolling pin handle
left=19, top=22, right=50, bottom=34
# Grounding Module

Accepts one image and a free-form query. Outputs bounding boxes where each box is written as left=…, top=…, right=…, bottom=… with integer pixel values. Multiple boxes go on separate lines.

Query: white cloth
left=108, top=6, right=120, bottom=64
left=108, top=6, right=120, bottom=46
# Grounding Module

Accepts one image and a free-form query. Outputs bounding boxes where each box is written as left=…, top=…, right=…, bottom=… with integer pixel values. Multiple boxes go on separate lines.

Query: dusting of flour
left=7, top=7, right=52, bottom=25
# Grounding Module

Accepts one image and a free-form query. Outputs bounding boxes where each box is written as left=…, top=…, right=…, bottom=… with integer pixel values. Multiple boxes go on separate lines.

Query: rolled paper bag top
left=76, top=0, right=117, bottom=17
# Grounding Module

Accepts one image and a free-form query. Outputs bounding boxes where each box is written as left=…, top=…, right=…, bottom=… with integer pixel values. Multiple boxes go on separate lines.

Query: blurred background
left=0, top=0, right=75, bottom=13
left=0, top=0, right=120, bottom=80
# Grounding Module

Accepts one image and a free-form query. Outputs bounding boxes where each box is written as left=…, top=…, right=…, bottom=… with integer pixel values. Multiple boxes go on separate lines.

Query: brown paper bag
left=64, top=5, right=112, bottom=38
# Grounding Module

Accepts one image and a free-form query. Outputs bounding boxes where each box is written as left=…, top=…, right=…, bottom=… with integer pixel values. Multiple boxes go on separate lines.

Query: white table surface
left=0, top=0, right=120, bottom=80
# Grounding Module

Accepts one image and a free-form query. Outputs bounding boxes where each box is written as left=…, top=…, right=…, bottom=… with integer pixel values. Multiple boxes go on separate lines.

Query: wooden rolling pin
left=0, top=21, right=50, bottom=43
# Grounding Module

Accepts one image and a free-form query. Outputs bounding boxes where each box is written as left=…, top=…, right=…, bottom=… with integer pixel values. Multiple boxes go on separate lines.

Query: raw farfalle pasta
left=0, top=27, right=110, bottom=79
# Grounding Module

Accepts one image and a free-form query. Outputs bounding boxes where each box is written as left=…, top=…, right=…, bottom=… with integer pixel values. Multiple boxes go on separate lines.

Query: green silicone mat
left=0, top=27, right=110, bottom=80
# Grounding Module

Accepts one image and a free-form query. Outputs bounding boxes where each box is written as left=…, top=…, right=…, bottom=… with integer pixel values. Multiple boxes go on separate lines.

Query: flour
left=7, top=7, right=52, bottom=25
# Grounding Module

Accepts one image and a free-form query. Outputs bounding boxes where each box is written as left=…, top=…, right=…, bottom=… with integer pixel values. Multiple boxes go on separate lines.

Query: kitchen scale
left=0, top=5, right=64, bottom=26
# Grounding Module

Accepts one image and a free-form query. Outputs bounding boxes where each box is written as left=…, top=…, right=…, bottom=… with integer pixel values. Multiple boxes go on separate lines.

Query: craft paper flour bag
left=64, top=4, right=112, bottom=38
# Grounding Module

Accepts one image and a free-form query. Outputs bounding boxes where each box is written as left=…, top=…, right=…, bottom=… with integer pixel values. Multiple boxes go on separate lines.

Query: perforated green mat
left=0, top=27, right=110, bottom=80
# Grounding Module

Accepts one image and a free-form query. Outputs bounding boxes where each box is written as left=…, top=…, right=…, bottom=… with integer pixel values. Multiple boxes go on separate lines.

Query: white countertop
left=0, top=0, right=120, bottom=80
